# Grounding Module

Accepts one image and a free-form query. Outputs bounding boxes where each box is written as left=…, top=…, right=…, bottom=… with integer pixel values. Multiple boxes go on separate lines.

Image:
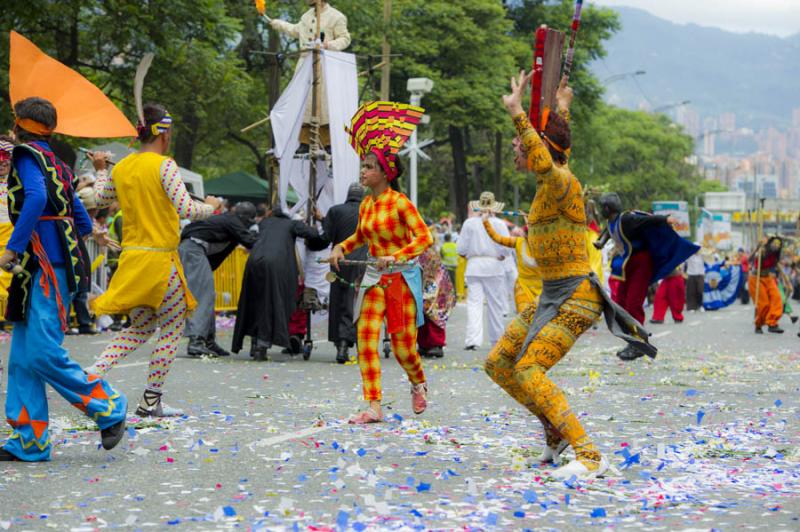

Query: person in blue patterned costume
left=0, top=97, right=127, bottom=462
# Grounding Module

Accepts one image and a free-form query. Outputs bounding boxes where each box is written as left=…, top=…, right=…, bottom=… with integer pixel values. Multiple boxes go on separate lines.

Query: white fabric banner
left=322, top=50, right=361, bottom=205
left=288, top=157, right=334, bottom=217
left=270, top=58, right=313, bottom=212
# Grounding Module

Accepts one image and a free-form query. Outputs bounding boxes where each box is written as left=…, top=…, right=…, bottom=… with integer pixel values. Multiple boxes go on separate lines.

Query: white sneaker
left=551, top=455, right=609, bottom=480
left=538, top=440, right=569, bottom=464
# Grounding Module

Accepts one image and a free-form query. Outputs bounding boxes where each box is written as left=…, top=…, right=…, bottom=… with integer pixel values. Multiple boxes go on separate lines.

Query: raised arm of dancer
left=160, top=159, right=214, bottom=221
left=504, top=70, right=570, bottom=195
left=556, top=75, right=572, bottom=124
left=392, top=195, right=433, bottom=262
left=482, top=217, right=517, bottom=249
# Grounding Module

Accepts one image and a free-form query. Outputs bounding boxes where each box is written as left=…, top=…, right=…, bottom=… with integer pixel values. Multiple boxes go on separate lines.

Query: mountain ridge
left=590, top=6, right=800, bottom=130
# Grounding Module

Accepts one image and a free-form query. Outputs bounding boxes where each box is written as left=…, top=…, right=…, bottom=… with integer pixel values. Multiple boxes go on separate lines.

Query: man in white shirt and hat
left=457, top=192, right=512, bottom=350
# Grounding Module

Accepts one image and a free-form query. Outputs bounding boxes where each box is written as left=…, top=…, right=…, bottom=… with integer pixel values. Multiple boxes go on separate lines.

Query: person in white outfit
left=457, top=192, right=511, bottom=350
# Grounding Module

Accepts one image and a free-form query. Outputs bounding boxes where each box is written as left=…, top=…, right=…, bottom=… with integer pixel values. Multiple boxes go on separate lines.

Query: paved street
left=0, top=300, right=798, bottom=530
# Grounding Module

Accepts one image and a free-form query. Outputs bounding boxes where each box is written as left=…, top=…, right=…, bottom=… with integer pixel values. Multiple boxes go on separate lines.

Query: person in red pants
left=650, top=267, right=686, bottom=324
left=596, top=193, right=699, bottom=360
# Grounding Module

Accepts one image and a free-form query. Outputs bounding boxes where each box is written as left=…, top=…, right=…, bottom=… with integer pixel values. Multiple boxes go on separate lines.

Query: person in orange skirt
left=329, top=101, right=433, bottom=424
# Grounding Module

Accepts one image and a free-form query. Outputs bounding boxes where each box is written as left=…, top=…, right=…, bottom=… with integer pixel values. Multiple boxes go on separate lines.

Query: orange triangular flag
left=9, top=31, right=137, bottom=138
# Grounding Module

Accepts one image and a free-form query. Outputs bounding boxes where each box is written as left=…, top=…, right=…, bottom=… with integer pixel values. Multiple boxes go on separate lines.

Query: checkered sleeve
left=339, top=199, right=366, bottom=254
left=392, top=195, right=432, bottom=262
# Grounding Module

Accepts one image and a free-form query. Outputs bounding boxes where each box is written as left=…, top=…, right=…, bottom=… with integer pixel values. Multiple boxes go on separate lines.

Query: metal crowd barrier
left=213, top=246, right=248, bottom=312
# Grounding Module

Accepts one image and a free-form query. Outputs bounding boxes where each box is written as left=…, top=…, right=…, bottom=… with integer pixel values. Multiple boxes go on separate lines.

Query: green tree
left=583, top=105, right=714, bottom=209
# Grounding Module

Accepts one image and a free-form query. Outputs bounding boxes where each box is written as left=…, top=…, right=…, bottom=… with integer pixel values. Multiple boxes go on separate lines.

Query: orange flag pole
left=9, top=31, right=137, bottom=138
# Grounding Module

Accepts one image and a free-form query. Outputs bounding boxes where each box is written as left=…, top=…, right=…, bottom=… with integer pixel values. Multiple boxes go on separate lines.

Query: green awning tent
left=205, top=171, right=299, bottom=205
left=205, top=171, right=268, bottom=202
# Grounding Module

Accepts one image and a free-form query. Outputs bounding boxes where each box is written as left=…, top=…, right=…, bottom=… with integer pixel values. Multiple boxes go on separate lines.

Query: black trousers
left=685, top=275, right=705, bottom=311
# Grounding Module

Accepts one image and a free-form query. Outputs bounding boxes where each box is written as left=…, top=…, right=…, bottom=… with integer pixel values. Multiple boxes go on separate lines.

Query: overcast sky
left=589, top=0, right=800, bottom=37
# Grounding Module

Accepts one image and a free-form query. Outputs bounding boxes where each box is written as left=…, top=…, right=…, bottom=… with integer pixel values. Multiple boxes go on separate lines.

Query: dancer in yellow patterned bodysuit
left=484, top=73, right=629, bottom=480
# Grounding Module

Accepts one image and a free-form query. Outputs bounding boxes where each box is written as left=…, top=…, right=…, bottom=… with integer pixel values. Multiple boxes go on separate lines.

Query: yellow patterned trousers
left=485, top=279, right=603, bottom=465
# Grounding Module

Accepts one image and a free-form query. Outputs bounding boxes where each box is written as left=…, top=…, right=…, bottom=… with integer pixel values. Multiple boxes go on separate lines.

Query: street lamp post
left=653, top=99, right=691, bottom=114
left=405, top=78, right=434, bottom=206
left=602, top=70, right=646, bottom=85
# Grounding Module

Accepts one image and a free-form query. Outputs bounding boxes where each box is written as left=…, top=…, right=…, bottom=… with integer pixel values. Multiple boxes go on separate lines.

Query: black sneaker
left=187, top=337, right=215, bottom=357
left=464, top=345, right=478, bottom=351
left=0, top=448, right=19, bottom=461
left=100, top=419, right=127, bottom=450
left=755, top=326, right=764, bottom=334
left=251, top=346, right=268, bottom=361
left=78, top=325, right=99, bottom=335
left=768, top=326, right=785, bottom=334
left=288, top=335, right=302, bottom=355
left=649, top=319, right=664, bottom=324
left=205, top=339, right=231, bottom=358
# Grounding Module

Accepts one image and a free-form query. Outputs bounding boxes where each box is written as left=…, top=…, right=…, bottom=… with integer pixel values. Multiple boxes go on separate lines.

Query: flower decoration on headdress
left=254, top=0, right=266, bottom=15
left=346, top=101, right=425, bottom=181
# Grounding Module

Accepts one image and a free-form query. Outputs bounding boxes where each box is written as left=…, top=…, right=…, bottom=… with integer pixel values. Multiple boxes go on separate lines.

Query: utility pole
left=307, top=0, right=323, bottom=224
left=380, top=0, right=392, bottom=100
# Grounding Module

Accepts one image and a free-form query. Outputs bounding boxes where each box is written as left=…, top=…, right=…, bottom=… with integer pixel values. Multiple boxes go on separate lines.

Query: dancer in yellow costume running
left=88, top=104, right=220, bottom=417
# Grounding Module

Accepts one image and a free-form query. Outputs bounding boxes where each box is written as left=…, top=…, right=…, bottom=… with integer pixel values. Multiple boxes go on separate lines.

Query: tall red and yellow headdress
left=346, top=101, right=425, bottom=181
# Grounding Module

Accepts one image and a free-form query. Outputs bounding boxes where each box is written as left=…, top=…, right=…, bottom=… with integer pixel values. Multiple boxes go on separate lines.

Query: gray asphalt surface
left=0, top=299, right=798, bottom=530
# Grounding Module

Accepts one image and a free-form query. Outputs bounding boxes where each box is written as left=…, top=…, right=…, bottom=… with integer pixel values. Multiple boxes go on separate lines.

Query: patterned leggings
left=357, top=278, right=426, bottom=401
left=485, top=280, right=603, bottom=466
left=89, top=268, right=187, bottom=391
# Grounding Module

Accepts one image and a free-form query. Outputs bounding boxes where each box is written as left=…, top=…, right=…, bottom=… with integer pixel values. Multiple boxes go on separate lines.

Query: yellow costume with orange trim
left=484, top=112, right=603, bottom=469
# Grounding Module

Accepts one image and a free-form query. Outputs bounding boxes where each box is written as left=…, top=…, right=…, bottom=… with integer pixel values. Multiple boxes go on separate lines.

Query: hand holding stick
left=0, top=249, right=22, bottom=274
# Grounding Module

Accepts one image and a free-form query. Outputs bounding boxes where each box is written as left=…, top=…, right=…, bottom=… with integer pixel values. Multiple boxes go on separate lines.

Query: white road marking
left=689, top=321, right=701, bottom=327
left=254, top=424, right=334, bottom=447
left=651, top=330, right=673, bottom=339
